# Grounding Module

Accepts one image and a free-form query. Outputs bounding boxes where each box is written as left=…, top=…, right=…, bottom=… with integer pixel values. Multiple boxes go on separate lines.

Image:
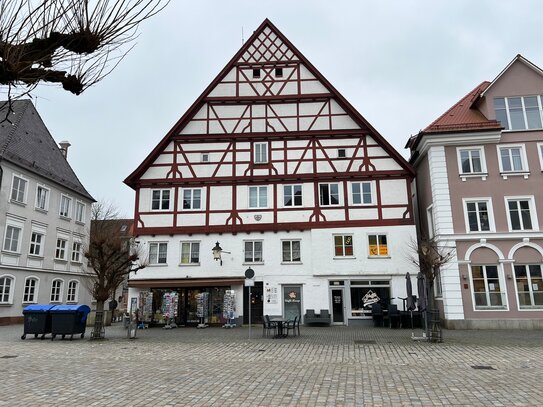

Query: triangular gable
left=125, top=19, right=413, bottom=187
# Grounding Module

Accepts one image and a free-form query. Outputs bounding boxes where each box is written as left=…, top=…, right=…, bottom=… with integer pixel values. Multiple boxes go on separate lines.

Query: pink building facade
left=408, top=55, right=543, bottom=329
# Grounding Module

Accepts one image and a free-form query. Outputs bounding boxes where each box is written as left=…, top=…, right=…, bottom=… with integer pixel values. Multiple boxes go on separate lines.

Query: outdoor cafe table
left=270, top=318, right=288, bottom=338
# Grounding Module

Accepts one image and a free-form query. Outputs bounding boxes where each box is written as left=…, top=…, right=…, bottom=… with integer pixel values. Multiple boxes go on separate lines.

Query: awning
left=128, top=277, right=245, bottom=289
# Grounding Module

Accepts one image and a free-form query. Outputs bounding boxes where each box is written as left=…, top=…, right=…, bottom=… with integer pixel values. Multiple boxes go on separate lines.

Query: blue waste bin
left=50, top=305, right=91, bottom=340
left=21, top=304, right=55, bottom=340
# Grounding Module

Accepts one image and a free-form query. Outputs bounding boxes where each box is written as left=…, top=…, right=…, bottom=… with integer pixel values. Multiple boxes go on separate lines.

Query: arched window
left=0, top=275, right=15, bottom=304
left=50, top=279, right=64, bottom=303
left=67, top=280, right=79, bottom=303
left=23, top=277, right=39, bottom=303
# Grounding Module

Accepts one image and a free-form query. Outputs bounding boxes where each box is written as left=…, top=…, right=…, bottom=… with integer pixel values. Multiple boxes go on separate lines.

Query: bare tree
left=84, top=201, right=146, bottom=339
left=0, top=0, right=168, bottom=107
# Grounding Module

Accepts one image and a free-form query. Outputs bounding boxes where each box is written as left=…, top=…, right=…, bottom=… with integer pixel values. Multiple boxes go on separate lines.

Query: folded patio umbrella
left=417, top=272, right=427, bottom=312
left=406, top=272, right=415, bottom=311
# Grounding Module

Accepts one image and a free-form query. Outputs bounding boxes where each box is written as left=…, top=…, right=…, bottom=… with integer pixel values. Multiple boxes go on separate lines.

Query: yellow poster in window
left=379, top=245, right=388, bottom=256
left=369, top=245, right=379, bottom=256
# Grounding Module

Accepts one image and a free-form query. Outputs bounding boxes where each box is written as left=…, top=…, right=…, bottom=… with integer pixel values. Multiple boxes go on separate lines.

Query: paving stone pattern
left=0, top=324, right=542, bottom=406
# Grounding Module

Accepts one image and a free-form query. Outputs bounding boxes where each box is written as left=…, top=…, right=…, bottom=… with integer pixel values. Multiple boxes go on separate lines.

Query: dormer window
left=253, top=68, right=261, bottom=79
left=494, top=96, right=543, bottom=130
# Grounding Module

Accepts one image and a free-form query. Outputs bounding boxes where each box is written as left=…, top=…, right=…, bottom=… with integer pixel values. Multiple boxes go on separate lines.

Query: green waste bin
left=50, top=305, right=91, bottom=340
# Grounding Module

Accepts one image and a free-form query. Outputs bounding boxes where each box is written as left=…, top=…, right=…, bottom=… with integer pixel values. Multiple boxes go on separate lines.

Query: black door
left=243, top=282, right=263, bottom=324
left=331, top=288, right=344, bottom=324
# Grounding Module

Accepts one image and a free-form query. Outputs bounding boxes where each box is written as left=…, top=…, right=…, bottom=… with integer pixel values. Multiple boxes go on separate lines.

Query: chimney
left=59, top=140, right=71, bottom=159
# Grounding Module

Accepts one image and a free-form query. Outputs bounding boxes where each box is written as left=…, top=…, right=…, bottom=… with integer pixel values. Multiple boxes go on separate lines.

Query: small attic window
left=201, top=153, right=210, bottom=163
left=253, top=68, right=261, bottom=78
left=275, top=68, right=283, bottom=77
left=337, top=149, right=347, bottom=158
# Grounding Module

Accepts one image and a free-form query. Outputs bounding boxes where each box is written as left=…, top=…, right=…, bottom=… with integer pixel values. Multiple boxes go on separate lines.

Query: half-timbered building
left=125, top=19, right=416, bottom=326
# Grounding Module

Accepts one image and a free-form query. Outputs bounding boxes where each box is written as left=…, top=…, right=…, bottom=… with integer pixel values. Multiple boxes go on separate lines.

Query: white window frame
left=66, top=280, right=79, bottom=303
left=248, top=186, right=268, bottom=208
left=283, top=184, right=303, bottom=207
left=50, top=279, right=64, bottom=303
left=35, top=185, right=50, bottom=211
left=426, top=205, right=435, bottom=239
left=334, top=234, right=354, bottom=258
left=0, top=274, right=15, bottom=304
left=351, top=181, right=374, bottom=205
left=149, top=242, right=168, bottom=265
left=59, top=194, right=72, bottom=218
left=538, top=142, right=543, bottom=171
left=55, top=237, right=68, bottom=261
left=71, top=241, right=82, bottom=263
left=253, top=142, right=268, bottom=164
left=3, top=224, right=22, bottom=253
left=496, top=144, right=529, bottom=177
left=504, top=196, right=539, bottom=232
left=281, top=240, right=301, bottom=263
left=367, top=234, right=389, bottom=258
left=456, top=147, right=487, bottom=180
left=513, top=264, right=543, bottom=310
left=10, top=174, right=28, bottom=204
left=434, top=267, right=443, bottom=298
left=23, top=276, right=39, bottom=304
left=469, top=264, right=507, bottom=310
left=180, top=241, right=200, bottom=265
left=75, top=201, right=86, bottom=224
left=319, top=183, right=340, bottom=206
left=151, top=189, right=171, bottom=211
left=182, top=188, right=202, bottom=210
left=244, top=240, right=263, bottom=263
left=462, top=198, right=495, bottom=233
left=494, top=95, right=543, bottom=131
left=29, top=231, right=45, bottom=257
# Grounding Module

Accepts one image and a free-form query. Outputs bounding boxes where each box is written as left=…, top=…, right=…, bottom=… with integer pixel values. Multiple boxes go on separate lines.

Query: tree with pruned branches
left=0, top=0, right=168, bottom=105
left=84, top=202, right=146, bottom=340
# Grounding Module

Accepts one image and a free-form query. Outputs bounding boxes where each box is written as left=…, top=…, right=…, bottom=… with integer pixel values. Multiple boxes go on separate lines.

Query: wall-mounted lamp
left=212, top=241, right=230, bottom=266
left=462, top=274, right=467, bottom=280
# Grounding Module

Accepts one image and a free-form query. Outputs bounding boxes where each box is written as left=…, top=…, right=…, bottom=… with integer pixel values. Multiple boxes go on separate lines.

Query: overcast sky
left=28, top=0, right=543, bottom=216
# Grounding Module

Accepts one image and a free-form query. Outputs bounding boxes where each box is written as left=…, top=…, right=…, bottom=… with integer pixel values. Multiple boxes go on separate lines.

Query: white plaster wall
left=139, top=214, right=173, bottom=228
left=380, top=179, right=408, bottom=205
left=140, top=166, right=169, bottom=180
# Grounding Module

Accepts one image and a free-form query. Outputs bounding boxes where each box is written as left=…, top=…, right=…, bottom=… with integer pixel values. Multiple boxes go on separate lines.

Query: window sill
left=71, top=261, right=83, bottom=265
left=0, top=303, right=14, bottom=306
left=59, top=216, right=72, bottom=221
left=54, top=258, right=68, bottom=262
left=179, top=263, right=200, bottom=267
left=281, top=261, right=303, bottom=265
left=149, top=263, right=168, bottom=267
left=333, top=256, right=356, bottom=260
left=75, top=221, right=85, bottom=226
left=474, top=307, right=507, bottom=311
left=1, top=250, right=21, bottom=256
left=242, top=262, right=264, bottom=266
left=367, top=256, right=391, bottom=259
left=10, top=199, right=26, bottom=207
left=34, top=207, right=48, bottom=214
left=22, top=301, right=37, bottom=305
left=28, top=254, right=44, bottom=259
left=459, top=173, right=488, bottom=181
left=500, top=171, right=530, bottom=180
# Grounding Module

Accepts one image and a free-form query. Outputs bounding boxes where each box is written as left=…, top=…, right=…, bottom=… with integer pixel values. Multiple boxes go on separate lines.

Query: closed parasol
left=406, top=272, right=416, bottom=311
left=417, top=271, right=427, bottom=312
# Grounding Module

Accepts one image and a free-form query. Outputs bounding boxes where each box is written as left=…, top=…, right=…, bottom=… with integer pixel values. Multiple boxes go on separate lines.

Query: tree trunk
left=91, top=300, right=106, bottom=340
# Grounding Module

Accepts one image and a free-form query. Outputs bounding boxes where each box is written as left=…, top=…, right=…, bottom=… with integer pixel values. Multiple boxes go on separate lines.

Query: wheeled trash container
left=21, top=304, right=55, bottom=340
left=50, top=304, right=91, bottom=340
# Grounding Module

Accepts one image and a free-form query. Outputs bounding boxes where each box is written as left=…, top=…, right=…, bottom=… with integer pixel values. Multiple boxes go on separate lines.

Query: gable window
left=201, top=153, right=210, bottom=163
left=67, top=280, right=79, bottom=303
left=149, top=242, right=167, bottom=265
left=0, top=276, right=14, bottom=304
left=71, top=242, right=82, bottom=263
left=35, top=185, right=49, bottom=211
left=23, top=277, right=38, bottom=303
left=151, top=189, right=170, bottom=211
left=457, top=147, right=486, bottom=175
left=29, top=231, right=44, bottom=256
left=60, top=195, right=72, bottom=218
left=180, top=242, right=200, bottom=264
left=182, top=189, right=202, bottom=210
left=319, top=183, right=339, bottom=206
left=351, top=182, right=373, bottom=205
left=464, top=199, right=493, bottom=232
left=10, top=175, right=27, bottom=203
left=50, top=279, right=63, bottom=303
left=282, top=240, right=301, bottom=262
left=75, top=201, right=85, bottom=223
left=55, top=238, right=68, bottom=260
left=368, top=234, right=388, bottom=257
left=3, top=225, right=22, bottom=253
left=253, top=68, right=261, bottom=78
left=337, top=148, right=346, bottom=158
left=498, top=145, right=528, bottom=173
left=275, top=67, right=283, bottom=77
left=514, top=264, right=542, bottom=309
left=506, top=197, right=536, bottom=231
left=471, top=265, right=505, bottom=309
left=254, top=142, right=268, bottom=164
left=244, top=241, right=263, bottom=263
left=334, top=235, right=353, bottom=257
left=284, top=185, right=302, bottom=207
left=249, top=186, right=267, bottom=208
left=494, top=96, right=543, bottom=131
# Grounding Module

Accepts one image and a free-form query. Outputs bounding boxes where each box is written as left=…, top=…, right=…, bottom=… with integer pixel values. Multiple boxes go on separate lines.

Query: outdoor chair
left=285, top=316, right=298, bottom=337
left=263, top=315, right=277, bottom=337
left=388, top=304, right=400, bottom=328
left=371, top=303, right=383, bottom=327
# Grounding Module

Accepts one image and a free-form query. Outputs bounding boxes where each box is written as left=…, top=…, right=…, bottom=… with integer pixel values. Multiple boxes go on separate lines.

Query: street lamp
left=212, top=241, right=230, bottom=266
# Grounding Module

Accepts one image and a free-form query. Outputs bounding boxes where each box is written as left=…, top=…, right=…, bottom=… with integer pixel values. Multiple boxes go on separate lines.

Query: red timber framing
left=125, top=19, right=415, bottom=236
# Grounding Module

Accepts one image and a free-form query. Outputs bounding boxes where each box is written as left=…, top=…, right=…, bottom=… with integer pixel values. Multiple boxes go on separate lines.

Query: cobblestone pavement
left=1, top=323, right=542, bottom=406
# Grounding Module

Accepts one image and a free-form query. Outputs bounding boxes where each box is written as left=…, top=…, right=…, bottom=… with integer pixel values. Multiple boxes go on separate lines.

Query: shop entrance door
left=283, top=285, right=302, bottom=320
left=330, top=288, right=345, bottom=325
left=243, top=282, right=263, bottom=324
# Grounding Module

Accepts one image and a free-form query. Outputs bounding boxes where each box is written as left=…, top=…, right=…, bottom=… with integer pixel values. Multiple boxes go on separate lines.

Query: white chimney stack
left=59, top=140, right=71, bottom=159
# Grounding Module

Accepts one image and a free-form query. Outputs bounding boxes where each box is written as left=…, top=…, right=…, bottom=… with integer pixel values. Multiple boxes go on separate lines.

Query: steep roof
left=0, top=100, right=94, bottom=201
left=125, top=19, right=413, bottom=187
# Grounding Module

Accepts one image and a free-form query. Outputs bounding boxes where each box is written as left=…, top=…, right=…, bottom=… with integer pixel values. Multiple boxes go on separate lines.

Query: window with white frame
left=23, top=277, right=38, bottom=303
left=514, top=264, right=542, bottom=309
left=180, top=242, right=200, bottom=264
left=434, top=267, right=443, bottom=298
left=506, top=197, right=536, bottom=231
left=538, top=143, right=543, bottom=171
left=334, top=235, right=353, bottom=257
left=0, top=275, right=14, bottom=304
left=149, top=242, right=167, bottom=264
left=351, top=182, right=373, bottom=205
left=55, top=238, right=68, bottom=260
left=50, top=279, right=63, bottom=302
left=10, top=175, right=27, bottom=203
left=35, top=185, right=49, bottom=211
left=494, top=96, right=543, bottom=131
left=426, top=206, right=435, bottom=239
left=29, top=231, right=44, bottom=256
left=249, top=186, right=267, bottom=208
left=368, top=234, right=388, bottom=257
left=3, top=225, right=22, bottom=253
left=319, top=183, right=339, bottom=206
left=471, top=265, right=505, bottom=309
left=59, top=195, right=72, bottom=218
left=282, top=240, right=301, bottom=262
left=71, top=241, right=82, bottom=263
left=182, top=189, right=202, bottom=210
left=457, top=147, right=486, bottom=174
left=283, top=185, right=302, bottom=207
left=244, top=241, right=263, bottom=263
left=254, top=142, right=268, bottom=164
left=151, top=189, right=170, bottom=211
left=66, top=280, right=79, bottom=303
left=75, top=201, right=85, bottom=223
left=464, top=199, right=493, bottom=232
left=497, top=145, right=528, bottom=173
